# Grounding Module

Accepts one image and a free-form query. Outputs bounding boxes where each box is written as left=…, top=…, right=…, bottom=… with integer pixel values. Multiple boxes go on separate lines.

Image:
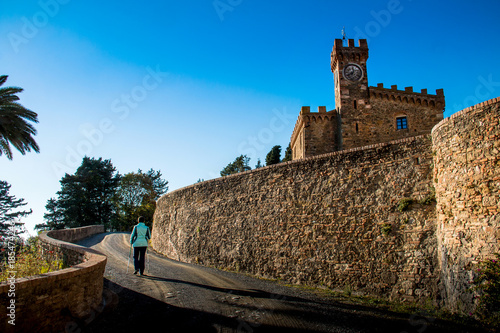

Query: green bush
left=470, top=253, right=500, bottom=328
left=381, top=223, right=392, bottom=236
left=0, top=237, right=66, bottom=282
left=397, top=198, right=413, bottom=212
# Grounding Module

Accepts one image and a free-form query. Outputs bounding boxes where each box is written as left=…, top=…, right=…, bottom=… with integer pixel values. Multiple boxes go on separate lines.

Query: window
left=396, top=116, right=408, bottom=130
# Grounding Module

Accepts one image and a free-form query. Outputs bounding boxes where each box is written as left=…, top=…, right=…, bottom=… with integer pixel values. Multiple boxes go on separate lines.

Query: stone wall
left=432, top=97, right=500, bottom=312
left=0, top=226, right=106, bottom=333
left=153, top=136, right=438, bottom=302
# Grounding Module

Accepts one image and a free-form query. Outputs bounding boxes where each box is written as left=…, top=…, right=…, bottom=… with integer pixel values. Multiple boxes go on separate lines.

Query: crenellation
left=295, top=38, right=444, bottom=157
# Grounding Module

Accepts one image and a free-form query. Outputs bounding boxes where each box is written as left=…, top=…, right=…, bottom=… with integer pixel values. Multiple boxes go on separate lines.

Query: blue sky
left=1, top=0, right=500, bottom=236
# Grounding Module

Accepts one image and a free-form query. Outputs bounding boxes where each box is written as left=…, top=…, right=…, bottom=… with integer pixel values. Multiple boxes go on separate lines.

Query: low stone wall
left=0, top=225, right=107, bottom=333
left=432, top=97, right=500, bottom=312
left=153, top=136, right=438, bottom=303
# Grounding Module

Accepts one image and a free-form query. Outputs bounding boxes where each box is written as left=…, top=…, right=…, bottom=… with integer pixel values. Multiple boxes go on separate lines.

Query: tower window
left=396, top=116, right=408, bottom=130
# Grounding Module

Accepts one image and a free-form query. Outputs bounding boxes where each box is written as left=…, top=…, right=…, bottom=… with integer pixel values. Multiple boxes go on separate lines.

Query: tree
left=113, top=169, right=168, bottom=231
left=35, top=198, right=64, bottom=231
left=0, top=75, right=39, bottom=159
left=282, top=143, right=292, bottom=162
left=255, top=158, right=263, bottom=169
left=49, top=157, right=120, bottom=229
left=0, top=180, right=31, bottom=238
left=145, top=168, right=169, bottom=199
left=220, top=155, right=251, bottom=176
left=265, top=145, right=281, bottom=166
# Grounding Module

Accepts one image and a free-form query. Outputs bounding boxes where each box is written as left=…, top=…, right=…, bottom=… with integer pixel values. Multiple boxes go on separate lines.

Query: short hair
left=138, top=216, right=145, bottom=223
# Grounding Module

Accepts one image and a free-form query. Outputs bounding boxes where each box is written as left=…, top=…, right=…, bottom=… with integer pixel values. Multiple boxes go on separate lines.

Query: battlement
left=331, top=39, right=369, bottom=70
left=369, top=84, right=445, bottom=109
left=333, top=38, right=368, bottom=49
left=290, top=106, right=337, bottom=149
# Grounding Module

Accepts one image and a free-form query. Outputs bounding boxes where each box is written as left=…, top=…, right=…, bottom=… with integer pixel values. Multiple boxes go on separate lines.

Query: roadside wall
left=153, top=136, right=438, bottom=302
left=0, top=225, right=106, bottom=333
left=432, top=97, right=500, bottom=312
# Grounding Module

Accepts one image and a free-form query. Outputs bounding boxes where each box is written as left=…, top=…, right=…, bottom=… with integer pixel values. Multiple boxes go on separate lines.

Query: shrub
left=470, top=253, right=500, bottom=328
left=398, top=198, right=413, bottom=212
left=0, top=237, right=67, bottom=282
left=381, top=223, right=393, bottom=236
left=420, top=189, right=436, bottom=205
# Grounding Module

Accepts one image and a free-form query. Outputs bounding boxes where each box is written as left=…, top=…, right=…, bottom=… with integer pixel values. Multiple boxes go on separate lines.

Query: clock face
left=343, top=63, right=363, bottom=82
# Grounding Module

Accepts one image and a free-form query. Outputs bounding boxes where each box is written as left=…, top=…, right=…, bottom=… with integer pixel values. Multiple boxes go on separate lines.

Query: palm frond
left=0, top=75, right=39, bottom=159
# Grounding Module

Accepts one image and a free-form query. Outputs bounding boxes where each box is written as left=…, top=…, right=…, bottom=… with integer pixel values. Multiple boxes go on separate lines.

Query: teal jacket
left=130, top=222, right=151, bottom=247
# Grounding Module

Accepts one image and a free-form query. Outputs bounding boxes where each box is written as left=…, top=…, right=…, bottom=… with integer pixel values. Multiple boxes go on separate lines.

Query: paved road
left=79, top=232, right=485, bottom=333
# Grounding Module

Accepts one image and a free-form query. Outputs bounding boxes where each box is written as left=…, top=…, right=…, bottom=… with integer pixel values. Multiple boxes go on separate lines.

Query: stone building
left=291, top=38, right=445, bottom=159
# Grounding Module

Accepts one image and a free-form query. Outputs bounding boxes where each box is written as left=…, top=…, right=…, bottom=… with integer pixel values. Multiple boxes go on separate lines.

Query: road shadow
left=82, top=279, right=337, bottom=333
left=78, top=234, right=488, bottom=333
left=80, top=278, right=487, bottom=333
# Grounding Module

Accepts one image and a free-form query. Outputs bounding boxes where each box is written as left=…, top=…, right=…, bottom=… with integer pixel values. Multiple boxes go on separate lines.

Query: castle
left=291, top=39, right=445, bottom=159
left=151, top=39, right=500, bottom=315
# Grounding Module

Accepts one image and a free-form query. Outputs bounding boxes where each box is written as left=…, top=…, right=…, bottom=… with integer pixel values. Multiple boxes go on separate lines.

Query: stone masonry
left=153, top=97, right=500, bottom=313
left=153, top=135, right=439, bottom=303
left=432, top=97, right=500, bottom=312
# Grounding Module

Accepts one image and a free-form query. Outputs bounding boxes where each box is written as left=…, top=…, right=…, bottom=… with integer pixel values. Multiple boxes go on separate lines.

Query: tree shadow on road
left=81, top=278, right=487, bottom=333
left=82, top=279, right=339, bottom=333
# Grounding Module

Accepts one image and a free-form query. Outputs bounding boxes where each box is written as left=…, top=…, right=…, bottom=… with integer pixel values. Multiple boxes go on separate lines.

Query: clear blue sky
left=1, top=0, right=500, bottom=236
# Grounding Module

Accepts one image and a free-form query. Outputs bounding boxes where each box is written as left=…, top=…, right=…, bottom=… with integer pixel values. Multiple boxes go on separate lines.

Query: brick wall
left=153, top=136, right=438, bottom=303
left=0, top=226, right=106, bottom=333
left=432, top=97, right=500, bottom=312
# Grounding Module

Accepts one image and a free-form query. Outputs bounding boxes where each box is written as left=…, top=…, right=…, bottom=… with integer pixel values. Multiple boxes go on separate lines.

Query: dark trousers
left=133, top=247, right=147, bottom=273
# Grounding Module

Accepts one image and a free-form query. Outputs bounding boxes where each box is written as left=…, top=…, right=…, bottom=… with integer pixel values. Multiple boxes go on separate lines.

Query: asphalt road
left=78, top=232, right=486, bottom=333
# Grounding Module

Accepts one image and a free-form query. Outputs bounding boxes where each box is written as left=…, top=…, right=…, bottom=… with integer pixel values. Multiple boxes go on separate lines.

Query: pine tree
left=282, top=143, right=292, bottom=162
left=49, top=157, right=120, bottom=229
left=265, top=145, right=281, bottom=166
left=0, top=180, right=31, bottom=238
left=220, top=155, right=251, bottom=176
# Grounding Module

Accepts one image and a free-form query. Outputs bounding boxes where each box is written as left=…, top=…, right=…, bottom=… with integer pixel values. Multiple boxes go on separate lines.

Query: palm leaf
left=0, top=75, right=39, bottom=159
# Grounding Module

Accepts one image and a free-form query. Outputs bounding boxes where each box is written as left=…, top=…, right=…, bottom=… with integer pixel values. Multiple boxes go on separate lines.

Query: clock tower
left=331, top=39, right=369, bottom=150
left=290, top=37, right=444, bottom=160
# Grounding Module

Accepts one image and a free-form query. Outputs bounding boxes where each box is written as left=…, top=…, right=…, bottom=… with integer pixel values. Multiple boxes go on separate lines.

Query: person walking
left=130, top=216, right=151, bottom=276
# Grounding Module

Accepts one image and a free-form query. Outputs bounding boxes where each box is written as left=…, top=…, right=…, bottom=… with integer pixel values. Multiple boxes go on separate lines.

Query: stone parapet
left=0, top=226, right=106, bottom=333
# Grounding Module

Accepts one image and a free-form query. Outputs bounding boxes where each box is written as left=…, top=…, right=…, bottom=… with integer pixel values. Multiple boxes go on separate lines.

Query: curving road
left=79, top=232, right=484, bottom=333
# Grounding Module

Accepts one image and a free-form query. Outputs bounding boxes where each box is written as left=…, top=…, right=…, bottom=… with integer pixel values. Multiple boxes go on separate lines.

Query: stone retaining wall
left=432, top=97, right=500, bottom=312
left=153, top=136, right=438, bottom=302
left=0, top=225, right=106, bottom=333
left=153, top=97, right=500, bottom=312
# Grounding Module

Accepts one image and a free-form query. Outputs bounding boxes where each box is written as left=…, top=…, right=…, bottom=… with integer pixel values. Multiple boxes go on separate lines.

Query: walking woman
left=130, top=216, right=151, bottom=276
